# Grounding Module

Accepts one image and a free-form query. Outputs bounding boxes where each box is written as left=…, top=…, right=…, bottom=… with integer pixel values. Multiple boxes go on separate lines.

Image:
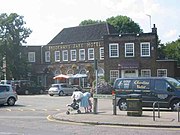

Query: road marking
left=0, top=132, right=24, bottom=135
left=6, top=109, right=11, bottom=111
left=42, top=109, right=47, bottom=111
left=18, top=108, right=24, bottom=111
left=0, top=108, right=62, bottom=112
left=30, top=109, right=36, bottom=111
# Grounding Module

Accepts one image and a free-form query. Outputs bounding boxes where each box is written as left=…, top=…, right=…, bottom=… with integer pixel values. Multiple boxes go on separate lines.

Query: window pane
left=100, top=47, right=104, bottom=59
left=63, top=50, right=68, bottom=61
left=55, top=51, right=60, bottom=61
left=28, top=52, right=35, bottom=62
left=141, top=69, right=151, bottom=77
left=110, top=70, right=119, bottom=83
left=71, top=50, right=76, bottom=61
left=141, top=43, right=150, bottom=57
left=157, top=69, right=167, bottom=77
left=125, top=43, right=134, bottom=57
left=109, top=43, right=119, bottom=57
left=88, top=48, right=94, bottom=60
left=45, top=51, right=50, bottom=62
left=79, top=49, right=85, bottom=61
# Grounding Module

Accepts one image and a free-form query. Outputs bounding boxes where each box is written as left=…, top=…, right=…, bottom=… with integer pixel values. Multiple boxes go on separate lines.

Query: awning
left=118, top=60, right=139, bottom=69
left=69, top=74, right=87, bottom=78
left=53, top=74, right=70, bottom=79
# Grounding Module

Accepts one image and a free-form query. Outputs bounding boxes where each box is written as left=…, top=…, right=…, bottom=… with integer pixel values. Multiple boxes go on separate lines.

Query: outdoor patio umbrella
left=53, top=74, right=70, bottom=80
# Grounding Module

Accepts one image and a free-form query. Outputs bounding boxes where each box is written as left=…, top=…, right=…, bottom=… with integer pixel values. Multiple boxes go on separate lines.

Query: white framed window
left=141, top=69, right=151, bottom=77
left=71, top=50, right=76, bottom=61
left=157, top=69, right=167, bottom=77
left=140, top=42, right=150, bottom=57
left=109, top=43, right=119, bottom=58
left=55, top=51, right=60, bottom=62
left=28, top=52, right=35, bottom=62
left=100, top=47, right=104, bottom=60
left=79, top=49, right=85, bottom=61
left=45, top=51, right=50, bottom=62
left=62, top=50, right=68, bottom=61
left=125, top=43, right=134, bottom=57
left=88, top=48, right=94, bottom=60
left=110, top=70, right=119, bottom=83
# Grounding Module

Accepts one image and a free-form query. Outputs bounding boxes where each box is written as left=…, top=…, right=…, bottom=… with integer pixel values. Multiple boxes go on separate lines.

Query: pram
left=66, top=99, right=81, bottom=115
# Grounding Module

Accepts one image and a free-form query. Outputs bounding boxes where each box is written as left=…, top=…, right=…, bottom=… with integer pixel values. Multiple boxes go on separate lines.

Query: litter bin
left=126, top=94, right=142, bottom=116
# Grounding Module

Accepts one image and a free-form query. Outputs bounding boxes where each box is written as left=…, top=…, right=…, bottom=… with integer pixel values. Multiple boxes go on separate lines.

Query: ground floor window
left=110, top=70, right=119, bottom=83
left=121, top=70, right=138, bottom=78
left=141, top=69, right=151, bottom=77
left=157, top=69, right=167, bottom=77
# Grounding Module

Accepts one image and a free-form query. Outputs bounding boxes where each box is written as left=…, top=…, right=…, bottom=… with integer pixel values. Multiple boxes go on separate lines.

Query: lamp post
left=146, top=14, right=151, bottom=30
left=2, top=56, right=6, bottom=80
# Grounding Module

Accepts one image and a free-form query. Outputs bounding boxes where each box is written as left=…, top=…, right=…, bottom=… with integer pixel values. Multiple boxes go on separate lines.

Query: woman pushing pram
left=66, top=90, right=92, bottom=115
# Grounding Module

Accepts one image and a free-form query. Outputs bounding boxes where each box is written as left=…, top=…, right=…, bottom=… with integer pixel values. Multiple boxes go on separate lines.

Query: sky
left=0, top=0, right=179, bottom=45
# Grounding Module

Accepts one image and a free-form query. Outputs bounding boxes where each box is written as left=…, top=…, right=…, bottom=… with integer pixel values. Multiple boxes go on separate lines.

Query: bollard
left=93, top=98, right=98, bottom=114
left=177, top=103, right=180, bottom=122
left=112, top=95, right=117, bottom=115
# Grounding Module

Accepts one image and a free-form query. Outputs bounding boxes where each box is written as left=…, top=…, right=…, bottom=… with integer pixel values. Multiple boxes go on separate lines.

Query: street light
left=146, top=14, right=151, bottom=30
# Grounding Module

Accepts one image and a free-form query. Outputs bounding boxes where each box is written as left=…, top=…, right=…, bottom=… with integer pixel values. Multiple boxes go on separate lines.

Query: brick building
left=21, top=23, right=180, bottom=87
left=22, top=23, right=117, bottom=87
left=104, top=24, right=180, bottom=83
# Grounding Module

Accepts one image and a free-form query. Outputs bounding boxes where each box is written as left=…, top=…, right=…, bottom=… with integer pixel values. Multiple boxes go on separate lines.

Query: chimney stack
left=152, top=24, right=157, bottom=33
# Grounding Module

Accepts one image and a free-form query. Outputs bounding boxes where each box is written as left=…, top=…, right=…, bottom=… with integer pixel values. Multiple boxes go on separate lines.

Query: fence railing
left=153, top=101, right=160, bottom=121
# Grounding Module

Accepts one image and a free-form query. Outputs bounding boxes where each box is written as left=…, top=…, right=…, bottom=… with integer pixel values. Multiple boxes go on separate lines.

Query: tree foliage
left=163, top=39, right=180, bottom=66
left=106, top=15, right=143, bottom=33
left=79, top=15, right=143, bottom=33
left=0, top=13, right=32, bottom=80
left=79, top=19, right=104, bottom=26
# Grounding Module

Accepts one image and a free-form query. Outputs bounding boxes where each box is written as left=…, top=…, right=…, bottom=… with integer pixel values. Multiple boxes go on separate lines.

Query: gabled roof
left=48, top=23, right=117, bottom=45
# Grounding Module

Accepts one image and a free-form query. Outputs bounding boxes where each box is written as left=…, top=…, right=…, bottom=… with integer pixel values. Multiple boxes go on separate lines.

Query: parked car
left=0, top=80, right=16, bottom=90
left=113, top=77, right=180, bottom=111
left=48, top=83, right=79, bottom=96
left=0, top=84, right=18, bottom=106
left=14, top=80, right=45, bottom=95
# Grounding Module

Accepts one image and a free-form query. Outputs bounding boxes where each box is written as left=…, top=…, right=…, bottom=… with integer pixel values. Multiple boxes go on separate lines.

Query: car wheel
left=59, top=91, right=64, bottom=96
left=49, top=94, right=53, bottom=96
left=118, top=100, right=127, bottom=111
left=170, top=99, right=180, bottom=111
left=25, top=90, right=29, bottom=95
left=66, top=111, right=70, bottom=115
left=77, top=110, right=81, bottom=114
left=7, top=97, right=15, bottom=106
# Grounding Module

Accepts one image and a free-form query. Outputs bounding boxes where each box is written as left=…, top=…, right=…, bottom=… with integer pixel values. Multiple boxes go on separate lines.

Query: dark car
left=113, top=77, right=180, bottom=111
left=14, top=80, right=45, bottom=95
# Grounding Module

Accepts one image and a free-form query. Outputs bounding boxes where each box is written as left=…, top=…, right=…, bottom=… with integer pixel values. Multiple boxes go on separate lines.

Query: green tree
left=79, top=19, right=103, bottom=26
left=79, top=15, right=143, bottom=33
left=163, top=39, right=180, bottom=66
left=0, top=13, right=32, bottom=80
left=106, top=15, right=143, bottom=33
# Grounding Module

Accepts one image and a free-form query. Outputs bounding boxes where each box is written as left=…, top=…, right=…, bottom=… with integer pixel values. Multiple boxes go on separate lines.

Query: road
left=0, top=95, right=180, bottom=135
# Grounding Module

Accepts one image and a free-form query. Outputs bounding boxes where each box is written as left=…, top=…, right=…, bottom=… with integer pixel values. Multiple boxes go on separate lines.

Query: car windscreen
left=166, top=78, right=180, bottom=89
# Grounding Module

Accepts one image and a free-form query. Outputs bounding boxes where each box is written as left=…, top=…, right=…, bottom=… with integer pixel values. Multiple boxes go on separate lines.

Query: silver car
left=0, top=84, right=18, bottom=106
left=48, top=83, right=78, bottom=96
